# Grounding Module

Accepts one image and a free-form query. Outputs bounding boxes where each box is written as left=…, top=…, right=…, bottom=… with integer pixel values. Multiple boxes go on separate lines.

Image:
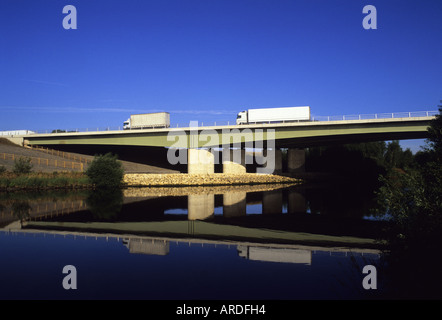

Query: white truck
left=123, top=112, right=170, bottom=129
left=0, top=130, right=35, bottom=136
left=236, top=106, right=311, bottom=125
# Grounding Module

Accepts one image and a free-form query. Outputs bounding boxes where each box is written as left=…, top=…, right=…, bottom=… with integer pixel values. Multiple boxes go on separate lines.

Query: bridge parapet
left=20, top=110, right=438, bottom=135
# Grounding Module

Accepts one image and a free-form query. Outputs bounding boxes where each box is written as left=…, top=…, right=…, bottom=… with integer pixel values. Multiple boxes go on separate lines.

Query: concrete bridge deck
left=21, top=115, right=435, bottom=149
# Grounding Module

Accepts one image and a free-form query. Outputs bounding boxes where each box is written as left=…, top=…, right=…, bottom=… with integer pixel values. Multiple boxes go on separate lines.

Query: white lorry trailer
left=236, top=106, right=310, bottom=125
left=0, top=130, right=35, bottom=136
left=123, top=112, right=170, bottom=129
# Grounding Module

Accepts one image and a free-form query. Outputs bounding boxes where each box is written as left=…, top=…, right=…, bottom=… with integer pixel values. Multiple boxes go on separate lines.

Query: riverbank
left=0, top=138, right=178, bottom=174
left=123, top=173, right=301, bottom=187
left=0, top=172, right=301, bottom=191
left=0, top=172, right=91, bottom=191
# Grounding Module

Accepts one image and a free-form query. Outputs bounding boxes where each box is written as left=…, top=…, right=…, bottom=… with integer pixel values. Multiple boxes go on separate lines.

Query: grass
left=0, top=171, right=92, bottom=191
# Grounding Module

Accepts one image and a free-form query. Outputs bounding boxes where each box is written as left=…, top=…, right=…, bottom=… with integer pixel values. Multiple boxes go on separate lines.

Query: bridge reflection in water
left=0, top=229, right=380, bottom=269
left=1, top=183, right=384, bottom=263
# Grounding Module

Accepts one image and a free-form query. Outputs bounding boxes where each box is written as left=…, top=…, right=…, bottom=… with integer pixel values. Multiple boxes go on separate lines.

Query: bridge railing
left=311, top=110, right=438, bottom=122
left=23, top=110, right=438, bottom=134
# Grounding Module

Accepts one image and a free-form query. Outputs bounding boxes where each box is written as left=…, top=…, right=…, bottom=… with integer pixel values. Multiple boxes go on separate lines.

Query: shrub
left=0, top=166, right=6, bottom=174
left=13, top=157, right=33, bottom=174
left=85, top=153, right=124, bottom=188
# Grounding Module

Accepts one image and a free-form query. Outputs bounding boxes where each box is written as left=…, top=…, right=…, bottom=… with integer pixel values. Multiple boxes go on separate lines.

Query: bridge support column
left=274, top=149, right=283, bottom=174
left=188, top=194, right=215, bottom=220
left=223, top=191, right=247, bottom=217
left=187, top=148, right=215, bottom=174
left=288, top=148, right=305, bottom=174
left=262, top=190, right=282, bottom=214
left=256, top=148, right=282, bottom=174
left=222, top=149, right=246, bottom=174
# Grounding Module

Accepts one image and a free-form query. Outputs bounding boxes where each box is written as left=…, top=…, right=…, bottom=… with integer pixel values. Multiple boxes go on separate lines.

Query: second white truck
left=123, top=112, right=170, bottom=129
left=236, top=106, right=311, bottom=125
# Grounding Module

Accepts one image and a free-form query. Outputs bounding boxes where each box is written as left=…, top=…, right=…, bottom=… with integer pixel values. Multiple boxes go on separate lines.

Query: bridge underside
left=275, top=131, right=428, bottom=148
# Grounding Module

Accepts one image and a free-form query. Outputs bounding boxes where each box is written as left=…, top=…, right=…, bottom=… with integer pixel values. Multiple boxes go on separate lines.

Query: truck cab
left=123, top=118, right=130, bottom=130
left=236, top=111, right=247, bottom=125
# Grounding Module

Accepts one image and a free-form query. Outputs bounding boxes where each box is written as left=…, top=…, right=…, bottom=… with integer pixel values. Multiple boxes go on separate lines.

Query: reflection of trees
left=12, top=201, right=31, bottom=221
left=377, top=165, right=442, bottom=299
left=306, top=182, right=379, bottom=218
left=86, top=188, right=123, bottom=220
left=333, top=252, right=384, bottom=299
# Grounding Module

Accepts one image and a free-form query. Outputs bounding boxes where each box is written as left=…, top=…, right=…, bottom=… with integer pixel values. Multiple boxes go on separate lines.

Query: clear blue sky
left=1, top=0, right=441, bottom=151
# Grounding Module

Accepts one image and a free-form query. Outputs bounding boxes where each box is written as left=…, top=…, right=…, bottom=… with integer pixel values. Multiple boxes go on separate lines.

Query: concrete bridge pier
left=287, top=148, right=306, bottom=174
left=187, top=148, right=215, bottom=174
left=223, top=191, right=247, bottom=217
left=222, top=148, right=246, bottom=174
left=188, top=194, right=215, bottom=220
left=262, top=190, right=283, bottom=214
left=274, top=149, right=283, bottom=174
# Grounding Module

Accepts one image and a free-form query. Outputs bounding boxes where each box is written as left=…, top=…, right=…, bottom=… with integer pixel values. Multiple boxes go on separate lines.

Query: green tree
left=377, top=105, right=442, bottom=298
left=85, top=153, right=124, bottom=188
left=379, top=107, right=442, bottom=237
left=13, top=157, right=33, bottom=174
left=424, top=104, right=442, bottom=161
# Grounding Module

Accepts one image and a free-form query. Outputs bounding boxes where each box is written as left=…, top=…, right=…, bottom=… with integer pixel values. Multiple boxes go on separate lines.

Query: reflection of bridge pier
left=287, top=189, right=307, bottom=214
left=262, top=190, right=282, bottom=214
left=188, top=194, right=214, bottom=220
left=223, top=192, right=247, bottom=218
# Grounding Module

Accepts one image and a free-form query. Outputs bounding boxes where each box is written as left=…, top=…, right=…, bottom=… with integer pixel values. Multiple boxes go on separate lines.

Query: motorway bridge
left=9, top=111, right=438, bottom=174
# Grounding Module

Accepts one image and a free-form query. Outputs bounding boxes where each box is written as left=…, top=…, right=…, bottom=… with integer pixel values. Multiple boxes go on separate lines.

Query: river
left=0, top=182, right=437, bottom=301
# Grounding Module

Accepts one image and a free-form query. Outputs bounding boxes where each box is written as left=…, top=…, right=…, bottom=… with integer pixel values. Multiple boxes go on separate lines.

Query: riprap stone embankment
left=123, top=173, right=300, bottom=187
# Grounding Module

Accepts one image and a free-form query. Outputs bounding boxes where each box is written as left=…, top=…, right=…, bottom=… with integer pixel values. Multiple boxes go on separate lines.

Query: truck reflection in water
left=123, top=238, right=170, bottom=256
left=237, top=246, right=312, bottom=265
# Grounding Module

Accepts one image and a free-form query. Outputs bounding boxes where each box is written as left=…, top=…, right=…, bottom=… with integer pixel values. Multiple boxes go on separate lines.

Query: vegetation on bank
left=85, top=153, right=124, bottom=189
left=305, top=139, right=416, bottom=188
left=377, top=105, right=442, bottom=237
left=0, top=171, right=91, bottom=191
left=301, top=104, right=442, bottom=298
left=0, top=153, right=124, bottom=191
left=377, top=104, right=442, bottom=299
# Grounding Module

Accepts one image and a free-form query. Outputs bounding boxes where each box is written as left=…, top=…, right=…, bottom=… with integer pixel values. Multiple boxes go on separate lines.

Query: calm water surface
left=0, top=183, right=394, bottom=300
